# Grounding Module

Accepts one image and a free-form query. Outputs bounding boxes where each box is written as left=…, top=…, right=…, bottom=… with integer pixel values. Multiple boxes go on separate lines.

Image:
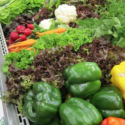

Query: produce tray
left=0, top=23, right=30, bottom=125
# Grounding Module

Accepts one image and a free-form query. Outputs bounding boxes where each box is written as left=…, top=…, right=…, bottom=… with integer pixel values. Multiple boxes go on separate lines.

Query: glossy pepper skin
left=92, top=86, right=125, bottom=118
left=63, top=62, right=102, bottom=98
left=48, top=117, right=61, bottom=125
left=59, top=97, right=102, bottom=125
left=31, top=117, right=61, bottom=125
left=101, top=117, right=125, bottom=125
left=23, top=82, right=62, bottom=125
left=111, top=61, right=125, bottom=100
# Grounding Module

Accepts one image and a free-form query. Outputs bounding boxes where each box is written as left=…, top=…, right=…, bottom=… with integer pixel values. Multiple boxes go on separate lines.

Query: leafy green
left=0, top=0, right=11, bottom=6
left=93, top=17, right=125, bottom=47
left=2, top=49, right=36, bottom=73
left=0, top=0, right=27, bottom=24
left=2, top=61, right=11, bottom=74
left=74, top=0, right=125, bottom=48
left=76, top=16, right=125, bottom=48
left=0, top=0, right=62, bottom=24
left=48, top=0, right=62, bottom=8
left=100, top=0, right=125, bottom=24
left=94, top=17, right=121, bottom=37
left=33, top=28, right=94, bottom=51
left=76, top=18, right=98, bottom=29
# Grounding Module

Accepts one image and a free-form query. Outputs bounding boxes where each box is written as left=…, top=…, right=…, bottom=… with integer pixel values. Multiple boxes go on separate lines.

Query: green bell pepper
left=91, top=86, right=125, bottom=118
left=49, top=117, right=61, bottom=125
left=31, top=116, right=61, bottom=125
left=59, top=97, right=102, bottom=125
left=23, top=82, right=62, bottom=125
left=63, top=62, right=102, bottom=98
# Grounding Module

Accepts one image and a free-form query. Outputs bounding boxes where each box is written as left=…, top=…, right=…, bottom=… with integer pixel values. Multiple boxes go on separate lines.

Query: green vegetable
left=23, top=82, right=62, bottom=125
left=48, top=117, right=61, bottom=125
left=2, top=49, right=36, bottom=74
left=0, top=0, right=62, bottom=24
left=92, top=86, right=125, bottom=118
left=63, top=62, right=102, bottom=98
left=94, top=17, right=121, bottom=38
left=31, top=116, right=61, bottom=125
left=2, top=61, right=11, bottom=74
left=0, top=0, right=11, bottom=6
left=100, top=0, right=125, bottom=26
left=76, top=18, right=98, bottom=29
left=33, top=28, right=94, bottom=51
left=75, top=0, right=125, bottom=48
left=0, top=0, right=27, bottom=24
left=59, top=97, right=102, bottom=125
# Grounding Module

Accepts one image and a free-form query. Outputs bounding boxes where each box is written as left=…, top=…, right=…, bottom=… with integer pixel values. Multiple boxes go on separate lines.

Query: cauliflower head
left=39, top=18, right=53, bottom=29
left=55, top=4, right=77, bottom=24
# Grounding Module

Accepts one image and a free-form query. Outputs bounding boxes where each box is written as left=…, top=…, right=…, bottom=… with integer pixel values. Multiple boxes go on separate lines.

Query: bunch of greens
left=33, top=28, right=94, bottom=51
left=0, top=0, right=62, bottom=24
left=76, top=17, right=125, bottom=48
left=2, top=49, right=37, bottom=74
left=0, top=0, right=11, bottom=6
left=93, top=17, right=125, bottom=47
left=76, top=18, right=98, bottom=29
left=100, top=0, right=125, bottom=24
left=75, top=0, right=125, bottom=48
left=0, top=0, right=27, bottom=24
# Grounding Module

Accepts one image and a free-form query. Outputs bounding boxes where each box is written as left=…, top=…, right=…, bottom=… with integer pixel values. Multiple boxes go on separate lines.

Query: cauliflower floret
left=39, top=19, right=53, bottom=29
left=55, top=4, right=77, bottom=24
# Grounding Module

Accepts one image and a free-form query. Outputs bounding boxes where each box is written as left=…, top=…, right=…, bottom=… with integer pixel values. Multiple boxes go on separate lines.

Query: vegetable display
left=59, top=97, right=102, bottom=125
left=23, top=82, right=62, bottom=125
left=91, top=86, right=125, bottom=118
left=1, top=0, right=125, bottom=125
left=63, top=62, right=102, bottom=98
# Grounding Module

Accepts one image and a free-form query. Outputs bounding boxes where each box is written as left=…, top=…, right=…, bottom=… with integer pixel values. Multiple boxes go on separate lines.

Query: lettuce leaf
left=2, top=49, right=36, bottom=74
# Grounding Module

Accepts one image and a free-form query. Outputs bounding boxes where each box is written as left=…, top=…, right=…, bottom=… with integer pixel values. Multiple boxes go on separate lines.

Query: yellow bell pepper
left=111, top=61, right=125, bottom=99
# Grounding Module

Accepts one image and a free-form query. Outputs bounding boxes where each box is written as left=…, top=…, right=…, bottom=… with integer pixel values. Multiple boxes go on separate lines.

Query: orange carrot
left=10, top=47, right=28, bottom=53
left=8, top=39, right=36, bottom=49
left=25, top=47, right=32, bottom=50
left=11, top=46, right=35, bottom=52
left=36, top=28, right=66, bottom=37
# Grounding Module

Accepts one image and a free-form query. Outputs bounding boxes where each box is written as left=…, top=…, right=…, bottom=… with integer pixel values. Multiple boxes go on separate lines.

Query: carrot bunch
left=8, top=39, right=36, bottom=53
left=36, top=28, right=66, bottom=37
